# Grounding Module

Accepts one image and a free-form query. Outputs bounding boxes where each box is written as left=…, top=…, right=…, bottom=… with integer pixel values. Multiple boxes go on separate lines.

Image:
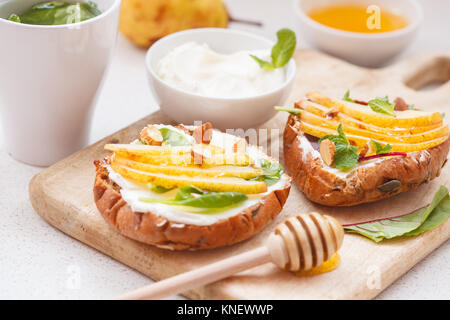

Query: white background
left=0, top=0, right=449, bottom=299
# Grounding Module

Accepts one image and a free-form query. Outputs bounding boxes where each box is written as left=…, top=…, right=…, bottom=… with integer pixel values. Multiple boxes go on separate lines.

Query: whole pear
left=120, top=0, right=229, bottom=48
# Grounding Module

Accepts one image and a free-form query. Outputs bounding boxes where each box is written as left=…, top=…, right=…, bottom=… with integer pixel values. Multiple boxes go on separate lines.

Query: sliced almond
left=191, top=144, right=213, bottom=165
left=174, top=124, right=192, bottom=135
left=233, top=138, right=247, bottom=153
left=193, top=122, right=213, bottom=144
left=140, top=125, right=163, bottom=146
left=320, top=139, right=336, bottom=166
left=324, top=107, right=339, bottom=119
left=394, top=97, right=409, bottom=111
left=359, top=142, right=369, bottom=158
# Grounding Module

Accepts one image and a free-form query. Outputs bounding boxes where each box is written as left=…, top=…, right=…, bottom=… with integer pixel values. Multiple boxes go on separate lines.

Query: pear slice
left=299, top=121, right=449, bottom=152
left=298, top=109, right=449, bottom=144
left=113, top=151, right=253, bottom=167
left=105, top=144, right=191, bottom=156
left=105, top=143, right=225, bottom=155
left=296, top=100, right=443, bottom=135
left=112, top=156, right=264, bottom=179
left=306, top=91, right=443, bottom=128
left=111, top=163, right=268, bottom=194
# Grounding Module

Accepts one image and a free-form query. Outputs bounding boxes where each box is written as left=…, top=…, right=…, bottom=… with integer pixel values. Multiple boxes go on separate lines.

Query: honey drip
left=294, top=253, right=341, bottom=277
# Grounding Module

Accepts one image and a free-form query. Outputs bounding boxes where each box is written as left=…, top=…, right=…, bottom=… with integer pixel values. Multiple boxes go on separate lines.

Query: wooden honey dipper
left=117, top=212, right=344, bottom=300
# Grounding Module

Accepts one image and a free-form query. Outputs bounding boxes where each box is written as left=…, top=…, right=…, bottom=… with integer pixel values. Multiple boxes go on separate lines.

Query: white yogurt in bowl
left=156, top=42, right=286, bottom=99
left=145, top=28, right=296, bottom=130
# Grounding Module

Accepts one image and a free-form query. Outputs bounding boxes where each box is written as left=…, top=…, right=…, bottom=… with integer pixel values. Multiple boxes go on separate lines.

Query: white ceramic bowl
left=0, top=0, right=121, bottom=166
left=145, top=28, right=296, bottom=130
left=293, top=0, right=423, bottom=67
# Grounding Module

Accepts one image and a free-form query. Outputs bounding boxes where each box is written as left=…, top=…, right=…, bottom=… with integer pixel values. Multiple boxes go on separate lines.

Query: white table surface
left=1, top=0, right=449, bottom=300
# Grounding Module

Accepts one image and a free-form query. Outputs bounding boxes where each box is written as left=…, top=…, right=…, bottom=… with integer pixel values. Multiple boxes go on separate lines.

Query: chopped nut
left=191, top=144, right=212, bottom=165
left=359, top=143, right=369, bottom=158
left=193, top=122, right=213, bottom=144
left=174, top=124, right=192, bottom=135
left=320, top=139, right=336, bottom=166
left=140, top=125, right=163, bottom=145
left=324, top=107, right=339, bottom=119
left=359, top=141, right=375, bottom=158
left=233, top=138, right=247, bottom=153
left=394, top=97, right=409, bottom=111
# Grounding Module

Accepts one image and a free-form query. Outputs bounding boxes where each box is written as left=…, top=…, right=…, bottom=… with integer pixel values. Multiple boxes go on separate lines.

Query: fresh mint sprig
left=319, top=124, right=359, bottom=170
left=343, top=90, right=354, bottom=102
left=368, top=96, right=396, bottom=116
left=249, top=159, right=284, bottom=187
left=251, top=28, right=296, bottom=71
left=371, top=140, right=392, bottom=154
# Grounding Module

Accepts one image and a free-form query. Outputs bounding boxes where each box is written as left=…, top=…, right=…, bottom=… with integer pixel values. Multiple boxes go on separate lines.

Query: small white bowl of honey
left=294, top=0, right=423, bottom=67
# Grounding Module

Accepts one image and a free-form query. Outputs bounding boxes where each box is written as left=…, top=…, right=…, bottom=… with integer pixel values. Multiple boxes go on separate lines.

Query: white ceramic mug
left=0, top=0, right=121, bottom=166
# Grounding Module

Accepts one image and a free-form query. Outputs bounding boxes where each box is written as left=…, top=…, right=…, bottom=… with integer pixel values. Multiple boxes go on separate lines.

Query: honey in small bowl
left=308, top=3, right=409, bottom=33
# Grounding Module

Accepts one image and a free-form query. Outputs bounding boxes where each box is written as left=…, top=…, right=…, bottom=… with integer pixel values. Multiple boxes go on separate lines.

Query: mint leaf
left=319, top=124, right=359, bottom=170
left=343, top=90, right=354, bottom=102
left=174, top=185, right=205, bottom=201
left=260, top=159, right=284, bottom=186
left=319, top=124, right=348, bottom=145
left=344, top=186, right=450, bottom=242
left=368, top=97, right=395, bottom=116
left=334, top=143, right=359, bottom=170
left=271, top=28, right=297, bottom=68
left=250, top=28, right=296, bottom=71
left=248, top=159, right=284, bottom=186
left=274, top=107, right=301, bottom=115
left=159, top=128, right=191, bottom=146
left=371, top=140, right=392, bottom=154
left=173, top=192, right=248, bottom=208
left=250, top=55, right=275, bottom=71
left=140, top=190, right=248, bottom=209
left=147, top=183, right=173, bottom=193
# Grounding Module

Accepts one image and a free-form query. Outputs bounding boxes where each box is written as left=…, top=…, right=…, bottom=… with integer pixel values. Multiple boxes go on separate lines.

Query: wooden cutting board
left=29, top=50, right=450, bottom=299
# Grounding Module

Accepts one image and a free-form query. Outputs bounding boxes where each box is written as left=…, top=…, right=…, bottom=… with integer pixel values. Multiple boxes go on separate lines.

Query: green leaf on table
left=159, top=128, right=191, bottom=146
left=371, top=140, right=392, bottom=154
left=344, top=186, right=450, bottom=242
left=250, top=28, right=296, bottom=71
left=368, top=97, right=396, bottom=116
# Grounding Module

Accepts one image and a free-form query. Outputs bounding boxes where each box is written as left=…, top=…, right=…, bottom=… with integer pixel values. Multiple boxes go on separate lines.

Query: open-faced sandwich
left=281, top=91, right=449, bottom=207
left=94, top=123, right=291, bottom=250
